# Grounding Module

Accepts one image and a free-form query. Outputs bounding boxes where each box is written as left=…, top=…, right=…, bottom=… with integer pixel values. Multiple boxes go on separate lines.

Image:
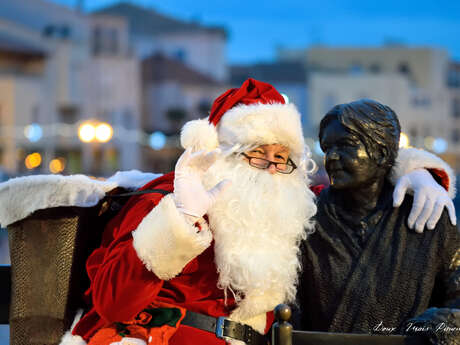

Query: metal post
left=271, top=304, right=293, bottom=345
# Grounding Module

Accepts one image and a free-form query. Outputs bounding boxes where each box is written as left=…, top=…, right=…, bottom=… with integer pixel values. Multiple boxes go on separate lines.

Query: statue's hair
left=319, top=99, right=401, bottom=168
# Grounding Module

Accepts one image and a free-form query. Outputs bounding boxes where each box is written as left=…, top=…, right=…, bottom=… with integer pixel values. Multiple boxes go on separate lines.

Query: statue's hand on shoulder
left=393, top=169, right=456, bottom=233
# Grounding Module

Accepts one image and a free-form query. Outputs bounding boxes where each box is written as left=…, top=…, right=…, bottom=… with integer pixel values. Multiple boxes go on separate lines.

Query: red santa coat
left=73, top=172, right=274, bottom=344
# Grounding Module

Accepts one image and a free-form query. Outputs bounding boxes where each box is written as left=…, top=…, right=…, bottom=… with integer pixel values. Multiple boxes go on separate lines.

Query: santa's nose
left=267, top=164, right=277, bottom=174
left=326, top=150, right=340, bottom=162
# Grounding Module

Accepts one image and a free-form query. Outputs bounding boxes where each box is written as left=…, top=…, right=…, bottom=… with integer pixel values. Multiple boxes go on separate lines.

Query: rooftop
left=230, top=62, right=307, bottom=85
left=0, top=31, right=45, bottom=59
left=93, top=2, right=227, bottom=38
left=142, top=54, right=222, bottom=86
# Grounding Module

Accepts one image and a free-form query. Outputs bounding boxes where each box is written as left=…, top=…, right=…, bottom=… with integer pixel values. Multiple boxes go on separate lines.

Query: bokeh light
left=24, top=123, right=43, bottom=142
left=424, top=136, right=435, bottom=150
left=149, top=131, right=166, bottom=150
left=49, top=158, right=66, bottom=174
left=95, top=123, right=113, bottom=143
left=399, top=132, right=410, bottom=148
left=78, top=123, right=96, bottom=142
left=25, top=152, right=42, bottom=169
left=432, top=138, right=447, bottom=154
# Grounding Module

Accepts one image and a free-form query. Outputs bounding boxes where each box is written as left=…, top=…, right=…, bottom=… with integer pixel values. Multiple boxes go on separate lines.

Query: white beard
left=202, top=154, right=317, bottom=325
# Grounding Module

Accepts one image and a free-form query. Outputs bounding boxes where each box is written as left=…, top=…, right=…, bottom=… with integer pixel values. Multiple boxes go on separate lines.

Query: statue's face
left=320, top=118, right=381, bottom=190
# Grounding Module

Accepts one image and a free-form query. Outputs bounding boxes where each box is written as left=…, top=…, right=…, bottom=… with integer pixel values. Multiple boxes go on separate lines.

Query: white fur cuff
left=132, top=194, right=213, bottom=280
left=59, top=309, right=86, bottom=345
left=59, top=332, right=86, bottom=345
left=391, top=148, right=456, bottom=198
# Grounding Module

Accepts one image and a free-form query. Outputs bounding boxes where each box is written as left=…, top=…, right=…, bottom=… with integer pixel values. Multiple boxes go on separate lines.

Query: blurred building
left=141, top=53, right=227, bottom=172
left=93, top=2, right=229, bottom=172
left=86, top=13, right=141, bottom=174
left=448, top=61, right=460, bottom=170
left=279, top=45, right=452, bottom=158
left=93, top=2, right=228, bottom=82
left=0, top=0, right=141, bottom=175
left=142, top=54, right=226, bottom=134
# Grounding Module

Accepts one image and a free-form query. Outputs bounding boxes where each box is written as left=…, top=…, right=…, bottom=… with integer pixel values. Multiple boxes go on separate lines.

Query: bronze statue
left=298, top=99, right=460, bottom=344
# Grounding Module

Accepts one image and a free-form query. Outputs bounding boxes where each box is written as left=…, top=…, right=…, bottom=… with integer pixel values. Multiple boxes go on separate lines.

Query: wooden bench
left=1, top=204, right=106, bottom=345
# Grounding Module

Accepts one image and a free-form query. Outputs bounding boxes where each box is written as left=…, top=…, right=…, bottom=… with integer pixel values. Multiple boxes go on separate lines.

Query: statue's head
left=319, top=99, right=401, bottom=190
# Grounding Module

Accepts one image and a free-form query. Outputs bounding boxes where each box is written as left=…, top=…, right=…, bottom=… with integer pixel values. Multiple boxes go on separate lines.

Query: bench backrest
left=6, top=205, right=104, bottom=345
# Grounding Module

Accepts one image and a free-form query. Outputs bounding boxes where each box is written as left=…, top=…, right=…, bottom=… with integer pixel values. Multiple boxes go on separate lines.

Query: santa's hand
left=174, top=148, right=231, bottom=221
left=393, top=169, right=456, bottom=233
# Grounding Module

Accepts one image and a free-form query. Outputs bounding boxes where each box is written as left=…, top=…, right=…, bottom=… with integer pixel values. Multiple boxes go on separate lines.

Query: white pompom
left=180, top=119, right=219, bottom=151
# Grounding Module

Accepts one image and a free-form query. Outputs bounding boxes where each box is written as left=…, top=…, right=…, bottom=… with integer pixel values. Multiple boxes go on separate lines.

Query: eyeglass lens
left=250, top=157, right=290, bottom=172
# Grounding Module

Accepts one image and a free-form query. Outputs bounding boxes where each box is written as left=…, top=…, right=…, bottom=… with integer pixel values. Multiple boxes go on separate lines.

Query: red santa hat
left=180, top=78, right=306, bottom=163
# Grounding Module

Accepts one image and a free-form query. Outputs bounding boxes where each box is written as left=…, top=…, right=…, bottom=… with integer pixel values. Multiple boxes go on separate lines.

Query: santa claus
left=62, top=79, right=455, bottom=345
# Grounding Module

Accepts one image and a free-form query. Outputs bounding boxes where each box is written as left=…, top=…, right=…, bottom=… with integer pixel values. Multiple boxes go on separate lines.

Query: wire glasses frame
left=241, top=153, right=297, bottom=174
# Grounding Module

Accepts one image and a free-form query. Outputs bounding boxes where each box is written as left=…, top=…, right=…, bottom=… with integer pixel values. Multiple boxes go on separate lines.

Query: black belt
left=181, top=310, right=267, bottom=345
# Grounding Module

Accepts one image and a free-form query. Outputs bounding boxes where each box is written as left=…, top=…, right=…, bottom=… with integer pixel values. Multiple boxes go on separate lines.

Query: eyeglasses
left=241, top=153, right=297, bottom=174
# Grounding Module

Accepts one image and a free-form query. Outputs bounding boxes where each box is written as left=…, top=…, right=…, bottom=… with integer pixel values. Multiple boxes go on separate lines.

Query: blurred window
left=92, top=26, right=119, bottom=56
left=412, top=95, right=431, bottom=108
left=31, top=105, right=39, bottom=123
left=397, top=62, right=411, bottom=75
left=92, top=26, right=102, bottom=55
left=42, top=25, right=55, bottom=37
left=198, top=100, right=211, bottom=116
left=61, top=25, right=71, bottom=39
left=58, top=105, right=78, bottom=124
left=106, top=147, right=119, bottom=172
left=452, top=129, right=460, bottom=143
left=174, top=49, right=187, bottom=62
left=453, top=98, right=460, bottom=118
left=123, top=109, right=134, bottom=129
left=447, top=69, right=460, bottom=88
left=369, top=63, right=381, bottom=73
left=42, top=25, right=71, bottom=39
left=108, top=28, right=119, bottom=54
left=349, top=62, right=363, bottom=75
left=56, top=149, right=82, bottom=174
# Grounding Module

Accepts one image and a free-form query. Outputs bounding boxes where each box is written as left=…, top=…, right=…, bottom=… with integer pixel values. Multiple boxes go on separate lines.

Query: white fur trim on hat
left=180, top=103, right=306, bottom=161
left=132, top=194, right=213, bottom=280
left=390, top=147, right=456, bottom=198
left=180, top=119, right=219, bottom=152
left=218, top=102, right=305, bottom=159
